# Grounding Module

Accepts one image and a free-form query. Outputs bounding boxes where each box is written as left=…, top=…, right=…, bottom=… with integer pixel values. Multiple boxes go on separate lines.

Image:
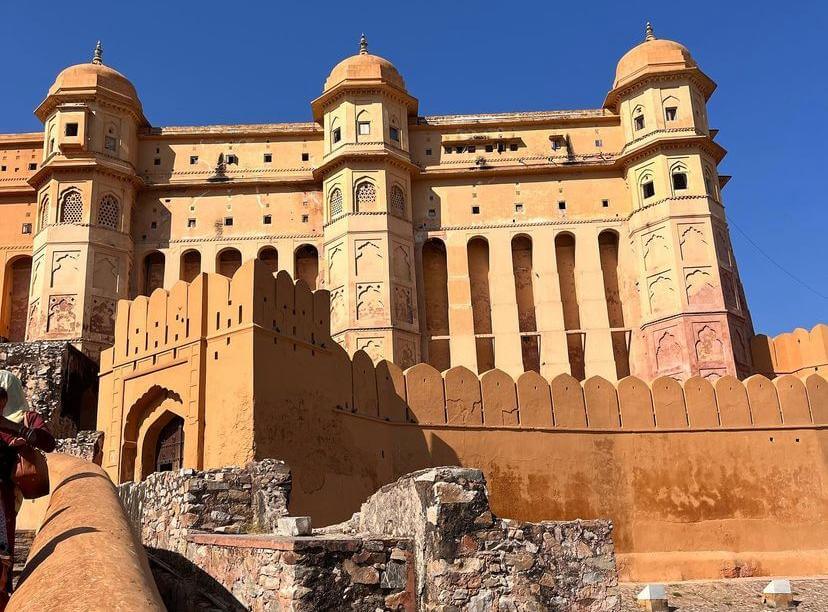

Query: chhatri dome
left=323, top=34, right=407, bottom=92
left=48, top=41, right=141, bottom=105
left=613, top=22, right=697, bottom=90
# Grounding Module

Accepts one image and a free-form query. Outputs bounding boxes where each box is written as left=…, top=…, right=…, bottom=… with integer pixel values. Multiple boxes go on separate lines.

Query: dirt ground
left=620, top=577, right=828, bottom=611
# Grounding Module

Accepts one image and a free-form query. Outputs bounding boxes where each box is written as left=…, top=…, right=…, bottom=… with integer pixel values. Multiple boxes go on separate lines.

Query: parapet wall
left=349, top=358, right=828, bottom=432
left=751, top=324, right=828, bottom=380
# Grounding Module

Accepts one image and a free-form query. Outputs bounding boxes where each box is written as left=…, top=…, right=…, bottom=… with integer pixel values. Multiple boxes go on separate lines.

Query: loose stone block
left=277, top=516, right=312, bottom=536
left=636, top=584, right=668, bottom=611
left=763, top=579, right=793, bottom=609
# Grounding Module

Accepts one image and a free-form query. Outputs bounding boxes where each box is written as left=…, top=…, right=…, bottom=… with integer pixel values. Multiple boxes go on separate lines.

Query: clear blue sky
left=1, top=0, right=825, bottom=336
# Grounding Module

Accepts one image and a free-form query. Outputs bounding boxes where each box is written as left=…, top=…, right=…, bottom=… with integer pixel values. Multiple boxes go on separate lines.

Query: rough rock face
left=54, top=430, right=104, bottom=463
left=0, top=340, right=98, bottom=437
left=325, top=466, right=620, bottom=611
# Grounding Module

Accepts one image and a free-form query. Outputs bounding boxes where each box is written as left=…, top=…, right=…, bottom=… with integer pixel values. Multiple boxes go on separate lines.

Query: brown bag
left=12, top=416, right=50, bottom=500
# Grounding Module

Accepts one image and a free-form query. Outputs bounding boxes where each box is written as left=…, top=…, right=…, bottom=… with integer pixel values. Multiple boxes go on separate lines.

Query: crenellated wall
left=751, top=324, right=828, bottom=380
left=346, top=361, right=827, bottom=431
left=99, top=261, right=828, bottom=581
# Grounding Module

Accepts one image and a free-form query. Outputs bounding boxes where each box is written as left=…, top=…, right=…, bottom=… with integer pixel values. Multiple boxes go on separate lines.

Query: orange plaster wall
left=99, top=261, right=828, bottom=582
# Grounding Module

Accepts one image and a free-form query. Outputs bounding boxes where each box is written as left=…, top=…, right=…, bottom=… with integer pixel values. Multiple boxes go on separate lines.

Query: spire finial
left=359, top=33, right=368, bottom=55
left=92, top=40, right=103, bottom=65
left=644, top=22, right=656, bottom=42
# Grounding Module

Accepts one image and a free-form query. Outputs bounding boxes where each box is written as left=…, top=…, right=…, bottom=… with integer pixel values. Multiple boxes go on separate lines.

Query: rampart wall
left=99, top=260, right=828, bottom=581
left=751, top=324, right=828, bottom=379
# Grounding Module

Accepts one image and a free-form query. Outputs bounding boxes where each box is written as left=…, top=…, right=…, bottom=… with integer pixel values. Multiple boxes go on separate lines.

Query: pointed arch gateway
left=121, top=384, right=196, bottom=482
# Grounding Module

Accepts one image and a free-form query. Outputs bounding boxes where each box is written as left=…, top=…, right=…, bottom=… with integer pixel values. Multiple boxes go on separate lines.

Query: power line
left=729, top=220, right=828, bottom=301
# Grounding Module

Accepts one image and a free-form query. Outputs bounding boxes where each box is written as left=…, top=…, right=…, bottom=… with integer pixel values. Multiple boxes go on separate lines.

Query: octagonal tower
left=27, top=43, right=147, bottom=361
left=311, top=35, right=421, bottom=367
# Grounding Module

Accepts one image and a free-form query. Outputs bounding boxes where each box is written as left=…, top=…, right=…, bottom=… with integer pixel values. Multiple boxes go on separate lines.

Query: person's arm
left=19, top=412, right=56, bottom=452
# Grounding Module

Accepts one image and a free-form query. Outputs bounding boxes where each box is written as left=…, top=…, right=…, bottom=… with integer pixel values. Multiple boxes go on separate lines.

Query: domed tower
left=27, top=42, right=147, bottom=361
left=607, top=24, right=753, bottom=380
left=311, top=35, right=421, bottom=367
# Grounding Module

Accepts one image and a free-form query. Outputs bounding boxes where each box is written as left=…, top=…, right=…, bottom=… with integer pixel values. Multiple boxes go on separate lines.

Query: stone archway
left=121, top=385, right=192, bottom=482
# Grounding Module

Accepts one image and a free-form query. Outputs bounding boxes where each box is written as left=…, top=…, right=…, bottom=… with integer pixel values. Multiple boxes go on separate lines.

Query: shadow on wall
left=147, top=548, right=244, bottom=611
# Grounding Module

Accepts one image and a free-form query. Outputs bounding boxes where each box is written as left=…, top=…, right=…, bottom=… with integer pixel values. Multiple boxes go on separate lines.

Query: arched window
left=143, top=252, right=165, bottom=295
left=329, top=187, right=343, bottom=219
left=663, top=96, right=679, bottom=123
left=37, top=197, right=49, bottom=232
left=180, top=250, right=201, bottom=282
left=47, top=125, right=56, bottom=156
left=633, top=106, right=646, bottom=131
left=355, top=181, right=376, bottom=212
left=389, top=184, right=406, bottom=218
left=704, top=165, right=718, bottom=199
left=97, top=194, right=120, bottom=230
left=294, top=244, right=319, bottom=289
left=258, top=246, right=278, bottom=273
left=217, top=248, right=242, bottom=278
left=422, top=238, right=450, bottom=371
left=59, top=190, right=83, bottom=224
left=389, top=115, right=401, bottom=142
left=105, top=123, right=119, bottom=154
left=356, top=110, right=371, bottom=139
left=638, top=171, right=655, bottom=204
left=670, top=163, right=688, bottom=192
left=330, top=117, right=341, bottom=145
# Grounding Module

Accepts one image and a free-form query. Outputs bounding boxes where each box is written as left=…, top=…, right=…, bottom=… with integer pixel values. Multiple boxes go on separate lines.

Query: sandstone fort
left=0, top=23, right=826, bottom=611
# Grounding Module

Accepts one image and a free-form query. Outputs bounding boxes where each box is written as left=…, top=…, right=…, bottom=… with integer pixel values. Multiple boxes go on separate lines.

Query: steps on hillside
left=13, top=530, right=35, bottom=588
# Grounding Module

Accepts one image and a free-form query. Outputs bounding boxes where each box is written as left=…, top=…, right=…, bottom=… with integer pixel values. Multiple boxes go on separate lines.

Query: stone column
left=445, top=234, right=477, bottom=373
left=575, top=226, right=616, bottom=379
left=532, top=227, right=571, bottom=378
left=488, top=233, right=523, bottom=377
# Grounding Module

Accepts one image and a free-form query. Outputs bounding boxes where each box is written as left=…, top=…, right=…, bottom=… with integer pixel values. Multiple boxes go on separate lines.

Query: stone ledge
left=186, top=531, right=407, bottom=552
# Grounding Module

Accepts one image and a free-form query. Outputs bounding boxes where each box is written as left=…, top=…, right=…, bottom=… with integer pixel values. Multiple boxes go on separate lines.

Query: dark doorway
left=155, top=416, right=184, bottom=473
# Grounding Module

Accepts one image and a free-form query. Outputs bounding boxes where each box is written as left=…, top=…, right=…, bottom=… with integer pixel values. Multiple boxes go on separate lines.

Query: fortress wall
left=751, top=324, right=828, bottom=379
left=100, top=262, right=828, bottom=581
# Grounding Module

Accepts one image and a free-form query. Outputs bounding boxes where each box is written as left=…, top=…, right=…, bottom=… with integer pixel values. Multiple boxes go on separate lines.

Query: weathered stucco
left=97, top=261, right=828, bottom=581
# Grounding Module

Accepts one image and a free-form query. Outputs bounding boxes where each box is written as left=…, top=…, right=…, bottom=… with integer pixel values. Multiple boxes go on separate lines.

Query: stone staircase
left=13, top=530, right=35, bottom=588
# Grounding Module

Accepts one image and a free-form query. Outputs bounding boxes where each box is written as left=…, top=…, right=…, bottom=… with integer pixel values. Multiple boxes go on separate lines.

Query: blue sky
left=1, top=1, right=825, bottom=336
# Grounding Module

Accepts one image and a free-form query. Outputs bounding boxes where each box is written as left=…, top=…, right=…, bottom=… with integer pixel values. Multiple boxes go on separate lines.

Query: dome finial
left=359, top=33, right=368, bottom=55
left=92, top=40, right=103, bottom=65
left=644, top=21, right=656, bottom=42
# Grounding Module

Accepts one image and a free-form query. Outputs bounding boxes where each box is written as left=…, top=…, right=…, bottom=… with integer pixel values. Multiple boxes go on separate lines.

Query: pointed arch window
left=671, top=163, right=688, bottom=192
left=105, top=123, right=119, bottom=153
left=37, top=197, right=49, bottom=232
left=633, top=106, right=646, bottom=131
left=98, top=194, right=121, bottom=230
left=390, top=184, right=406, bottom=218
left=59, top=190, right=83, bottom=224
left=329, top=187, right=343, bottom=219
left=639, top=171, right=655, bottom=204
left=355, top=181, right=376, bottom=212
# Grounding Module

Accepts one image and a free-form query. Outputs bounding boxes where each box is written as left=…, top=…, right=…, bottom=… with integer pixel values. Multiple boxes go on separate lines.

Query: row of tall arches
left=142, top=245, right=319, bottom=296
left=37, top=190, right=122, bottom=232
left=422, top=230, right=630, bottom=380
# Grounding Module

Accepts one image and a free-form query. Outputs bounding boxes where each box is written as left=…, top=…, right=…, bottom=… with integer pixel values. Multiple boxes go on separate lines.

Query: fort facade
left=1, top=26, right=761, bottom=381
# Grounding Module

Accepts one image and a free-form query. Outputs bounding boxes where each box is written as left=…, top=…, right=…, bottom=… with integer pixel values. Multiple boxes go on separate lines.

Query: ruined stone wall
left=118, top=459, right=292, bottom=555
left=0, top=340, right=98, bottom=437
left=162, top=534, right=414, bottom=612
left=345, top=466, right=618, bottom=611
left=121, top=461, right=617, bottom=611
